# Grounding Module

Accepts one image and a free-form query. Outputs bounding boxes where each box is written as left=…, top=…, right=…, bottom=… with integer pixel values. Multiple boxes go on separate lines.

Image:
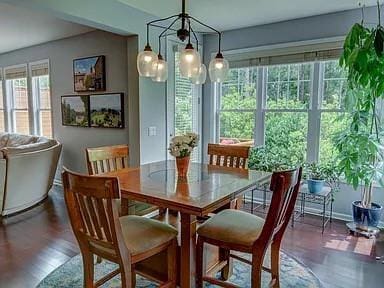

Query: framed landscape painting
left=89, top=93, right=124, bottom=128
left=61, top=95, right=90, bottom=127
left=73, top=55, right=106, bottom=92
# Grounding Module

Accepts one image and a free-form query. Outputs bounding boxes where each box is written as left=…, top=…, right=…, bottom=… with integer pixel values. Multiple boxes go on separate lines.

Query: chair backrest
left=255, top=167, right=302, bottom=247
left=86, top=145, right=129, bottom=175
left=62, top=169, right=130, bottom=263
left=207, top=143, right=250, bottom=169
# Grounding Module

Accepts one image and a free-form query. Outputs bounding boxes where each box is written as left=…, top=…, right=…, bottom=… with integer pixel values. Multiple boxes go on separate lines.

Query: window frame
left=1, top=59, right=52, bottom=137
left=29, top=59, right=53, bottom=137
left=215, top=58, right=346, bottom=164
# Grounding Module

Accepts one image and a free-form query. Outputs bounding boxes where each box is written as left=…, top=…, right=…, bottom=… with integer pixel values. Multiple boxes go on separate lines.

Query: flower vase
left=176, top=156, right=190, bottom=178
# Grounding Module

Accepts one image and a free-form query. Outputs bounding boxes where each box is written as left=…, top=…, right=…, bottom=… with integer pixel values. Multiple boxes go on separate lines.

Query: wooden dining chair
left=85, top=145, right=157, bottom=216
left=196, top=167, right=302, bottom=288
left=62, top=169, right=178, bottom=288
left=208, top=143, right=251, bottom=169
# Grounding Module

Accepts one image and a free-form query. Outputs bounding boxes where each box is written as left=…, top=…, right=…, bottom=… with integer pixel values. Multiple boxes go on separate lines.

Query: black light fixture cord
left=158, top=16, right=181, bottom=56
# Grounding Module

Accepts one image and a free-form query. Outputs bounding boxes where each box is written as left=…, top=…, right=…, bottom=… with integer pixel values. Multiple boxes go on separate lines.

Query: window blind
left=226, top=41, right=344, bottom=68
left=30, top=61, right=49, bottom=77
left=4, top=65, right=27, bottom=80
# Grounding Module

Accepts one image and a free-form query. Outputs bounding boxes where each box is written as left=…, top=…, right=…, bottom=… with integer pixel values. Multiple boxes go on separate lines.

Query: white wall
left=203, top=7, right=384, bottom=223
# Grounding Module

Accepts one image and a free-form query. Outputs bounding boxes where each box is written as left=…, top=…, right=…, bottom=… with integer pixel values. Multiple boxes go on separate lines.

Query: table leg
left=180, top=213, right=197, bottom=288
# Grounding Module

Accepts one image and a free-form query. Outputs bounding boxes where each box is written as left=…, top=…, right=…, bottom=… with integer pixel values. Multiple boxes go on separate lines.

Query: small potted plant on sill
left=337, top=2, right=384, bottom=230
left=168, top=132, right=199, bottom=177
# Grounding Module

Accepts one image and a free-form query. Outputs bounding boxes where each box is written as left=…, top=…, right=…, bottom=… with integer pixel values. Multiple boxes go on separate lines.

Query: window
left=1, top=60, right=52, bottom=137
left=216, top=56, right=348, bottom=166
left=264, top=63, right=311, bottom=164
left=31, top=60, right=52, bottom=137
left=6, top=76, right=30, bottom=135
left=319, top=61, right=349, bottom=163
left=168, top=47, right=201, bottom=162
left=218, top=67, right=257, bottom=145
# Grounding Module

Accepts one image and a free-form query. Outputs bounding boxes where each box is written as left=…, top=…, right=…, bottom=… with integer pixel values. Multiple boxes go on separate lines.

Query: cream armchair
left=0, top=133, right=62, bottom=216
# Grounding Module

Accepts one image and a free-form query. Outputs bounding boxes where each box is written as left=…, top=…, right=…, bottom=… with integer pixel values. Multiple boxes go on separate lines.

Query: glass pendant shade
left=179, top=43, right=201, bottom=78
left=190, top=64, right=207, bottom=84
left=137, top=45, right=157, bottom=77
left=209, top=53, right=229, bottom=83
left=151, top=55, right=168, bottom=82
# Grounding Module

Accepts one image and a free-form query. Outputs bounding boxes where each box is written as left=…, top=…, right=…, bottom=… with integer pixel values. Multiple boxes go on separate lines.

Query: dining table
left=103, top=160, right=271, bottom=288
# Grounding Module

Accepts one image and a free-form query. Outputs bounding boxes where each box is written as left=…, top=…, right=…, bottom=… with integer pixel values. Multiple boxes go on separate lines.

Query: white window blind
left=4, top=65, right=27, bottom=80
left=30, top=61, right=49, bottom=77
left=226, top=41, right=344, bottom=68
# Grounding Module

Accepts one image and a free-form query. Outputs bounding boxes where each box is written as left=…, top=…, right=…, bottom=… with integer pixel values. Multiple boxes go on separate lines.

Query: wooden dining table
left=103, top=160, right=271, bottom=288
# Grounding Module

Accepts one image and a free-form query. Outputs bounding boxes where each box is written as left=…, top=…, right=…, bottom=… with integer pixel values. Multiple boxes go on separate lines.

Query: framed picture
left=89, top=93, right=124, bottom=128
left=61, top=95, right=90, bottom=127
left=73, top=55, right=106, bottom=92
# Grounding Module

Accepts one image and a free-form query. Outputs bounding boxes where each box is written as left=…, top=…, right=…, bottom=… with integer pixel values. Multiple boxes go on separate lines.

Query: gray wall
left=0, top=0, right=169, bottom=165
left=0, top=30, right=134, bottom=173
left=203, top=7, right=384, bottom=223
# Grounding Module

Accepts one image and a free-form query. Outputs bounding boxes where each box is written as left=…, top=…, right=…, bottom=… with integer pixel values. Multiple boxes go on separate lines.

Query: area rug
left=37, top=251, right=322, bottom=288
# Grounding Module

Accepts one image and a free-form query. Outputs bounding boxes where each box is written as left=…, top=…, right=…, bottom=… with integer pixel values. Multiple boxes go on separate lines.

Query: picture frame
left=73, top=55, right=106, bottom=92
left=89, top=93, right=124, bottom=129
left=61, top=95, right=90, bottom=127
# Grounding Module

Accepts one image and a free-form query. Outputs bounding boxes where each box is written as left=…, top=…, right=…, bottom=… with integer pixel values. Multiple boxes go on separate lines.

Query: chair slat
left=77, top=194, right=96, bottom=237
left=207, top=144, right=250, bottom=170
left=86, top=197, right=103, bottom=240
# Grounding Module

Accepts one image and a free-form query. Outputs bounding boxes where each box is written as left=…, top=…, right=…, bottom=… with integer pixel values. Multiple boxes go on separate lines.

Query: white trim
left=246, top=196, right=384, bottom=228
left=223, top=36, right=345, bottom=57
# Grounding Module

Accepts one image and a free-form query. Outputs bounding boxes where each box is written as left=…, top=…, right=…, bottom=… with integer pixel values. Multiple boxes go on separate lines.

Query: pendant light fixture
left=190, top=63, right=207, bottom=84
left=137, top=0, right=228, bottom=84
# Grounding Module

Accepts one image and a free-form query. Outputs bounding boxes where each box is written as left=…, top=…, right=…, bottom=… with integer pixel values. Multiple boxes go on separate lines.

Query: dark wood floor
left=0, top=185, right=383, bottom=288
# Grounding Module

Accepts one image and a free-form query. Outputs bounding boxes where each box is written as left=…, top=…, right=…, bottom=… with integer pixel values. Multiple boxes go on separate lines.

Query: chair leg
left=271, top=240, right=282, bottom=288
left=131, top=270, right=136, bottom=288
left=196, top=236, right=204, bottom=288
left=251, top=257, right=263, bottom=288
left=219, top=247, right=232, bottom=280
left=81, top=250, right=95, bottom=288
left=120, top=263, right=132, bottom=288
left=167, top=239, right=177, bottom=287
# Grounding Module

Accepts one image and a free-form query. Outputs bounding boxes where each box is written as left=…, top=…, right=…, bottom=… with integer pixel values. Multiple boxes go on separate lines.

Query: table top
left=103, top=161, right=271, bottom=216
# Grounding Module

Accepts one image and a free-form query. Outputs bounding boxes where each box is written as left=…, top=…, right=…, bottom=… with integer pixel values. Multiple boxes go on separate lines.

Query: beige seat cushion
left=120, top=215, right=177, bottom=256
left=197, top=209, right=265, bottom=247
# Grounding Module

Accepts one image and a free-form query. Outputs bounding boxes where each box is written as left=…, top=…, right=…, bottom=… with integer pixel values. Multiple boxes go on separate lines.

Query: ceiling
left=118, top=0, right=377, bottom=31
left=0, top=2, right=93, bottom=54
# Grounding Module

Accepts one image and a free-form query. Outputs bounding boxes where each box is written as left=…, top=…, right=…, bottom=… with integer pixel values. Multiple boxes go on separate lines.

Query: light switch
left=148, top=126, right=157, bottom=136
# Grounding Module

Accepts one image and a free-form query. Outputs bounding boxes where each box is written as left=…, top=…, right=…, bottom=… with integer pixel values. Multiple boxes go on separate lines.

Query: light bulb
left=152, top=55, right=168, bottom=82
left=137, top=45, right=157, bottom=77
left=190, top=64, right=207, bottom=85
left=209, top=53, right=229, bottom=83
left=179, top=43, right=201, bottom=78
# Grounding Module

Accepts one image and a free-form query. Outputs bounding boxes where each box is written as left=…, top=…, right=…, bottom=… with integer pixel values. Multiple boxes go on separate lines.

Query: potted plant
left=305, top=163, right=325, bottom=193
left=337, top=3, right=384, bottom=229
left=168, top=133, right=198, bottom=177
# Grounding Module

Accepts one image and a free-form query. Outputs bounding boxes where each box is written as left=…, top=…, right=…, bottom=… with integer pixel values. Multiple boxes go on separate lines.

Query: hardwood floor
left=0, top=185, right=383, bottom=288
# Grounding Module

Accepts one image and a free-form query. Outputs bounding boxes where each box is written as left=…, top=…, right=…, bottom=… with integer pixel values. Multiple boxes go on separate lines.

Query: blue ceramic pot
left=352, top=201, right=383, bottom=228
left=307, top=179, right=324, bottom=193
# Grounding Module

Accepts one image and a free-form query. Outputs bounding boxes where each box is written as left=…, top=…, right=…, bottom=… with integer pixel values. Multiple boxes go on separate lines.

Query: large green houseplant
left=337, top=3, right=384, bottom=228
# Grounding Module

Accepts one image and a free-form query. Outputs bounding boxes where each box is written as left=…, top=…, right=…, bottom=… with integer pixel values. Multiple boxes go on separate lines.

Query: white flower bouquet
left=168, top=132, right=199, bottom=158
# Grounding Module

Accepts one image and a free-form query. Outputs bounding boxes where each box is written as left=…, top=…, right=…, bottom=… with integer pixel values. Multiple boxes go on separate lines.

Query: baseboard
left=245, top=195, right=384, bottom=229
